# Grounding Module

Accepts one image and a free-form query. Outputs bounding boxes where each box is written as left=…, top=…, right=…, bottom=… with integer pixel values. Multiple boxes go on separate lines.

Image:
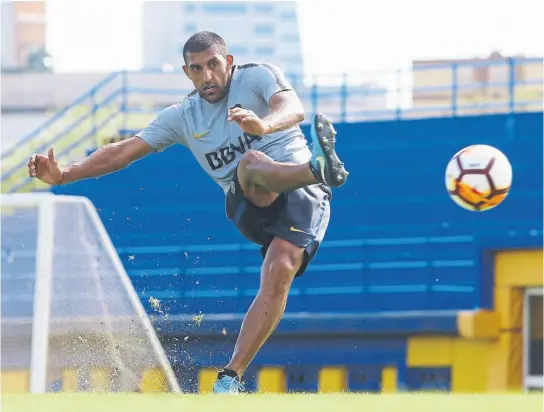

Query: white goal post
left=1, top=193, right=180, bottom=393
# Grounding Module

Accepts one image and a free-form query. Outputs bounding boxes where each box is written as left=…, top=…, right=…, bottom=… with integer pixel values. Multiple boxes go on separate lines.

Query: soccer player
left=28, top=31, right=348, bottom=394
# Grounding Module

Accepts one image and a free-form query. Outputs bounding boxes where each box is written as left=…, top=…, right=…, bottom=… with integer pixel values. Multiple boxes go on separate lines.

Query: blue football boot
left=309, top=113, right=349, bottom=187
left=213, top=373, right=245, bottom=394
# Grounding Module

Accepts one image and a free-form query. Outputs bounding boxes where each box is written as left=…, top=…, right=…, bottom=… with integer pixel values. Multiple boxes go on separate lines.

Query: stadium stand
left=2, top=58, right=543, bottom=393
left=51, top=111, right=543, bottom=392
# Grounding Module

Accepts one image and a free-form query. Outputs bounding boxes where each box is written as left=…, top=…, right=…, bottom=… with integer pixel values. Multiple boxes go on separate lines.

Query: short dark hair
left=182, top=31, right=228, bottom=64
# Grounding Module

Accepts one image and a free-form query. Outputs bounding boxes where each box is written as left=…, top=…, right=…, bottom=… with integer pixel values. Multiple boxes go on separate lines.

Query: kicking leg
left=238, top=113, right=348, bottom=205
left=238, top=149, right=316, bottom=202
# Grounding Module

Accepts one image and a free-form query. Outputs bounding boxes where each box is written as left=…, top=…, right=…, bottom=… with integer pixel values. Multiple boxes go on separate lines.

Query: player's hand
left=228, top=107, right=270, bottom=136
left=28, top=148, right=64, bottom=185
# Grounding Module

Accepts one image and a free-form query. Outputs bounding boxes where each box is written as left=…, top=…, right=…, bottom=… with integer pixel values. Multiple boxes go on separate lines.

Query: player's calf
left=214, top=238, right=303, bottom=393
left=237, top=150, right=316, bottom=206
left=237, top=114, right=349, bottom=202
left=225, top=238, right=301, bottom=373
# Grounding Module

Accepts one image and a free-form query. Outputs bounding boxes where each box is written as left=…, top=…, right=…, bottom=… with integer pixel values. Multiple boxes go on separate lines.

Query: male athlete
left=28, top=31, right=348, bottom=394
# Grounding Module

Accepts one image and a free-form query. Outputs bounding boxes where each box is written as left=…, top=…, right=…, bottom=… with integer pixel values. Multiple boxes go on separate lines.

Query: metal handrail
left=2, top=57, right=542, bottom=192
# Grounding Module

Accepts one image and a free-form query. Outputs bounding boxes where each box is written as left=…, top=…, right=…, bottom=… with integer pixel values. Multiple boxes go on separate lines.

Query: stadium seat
left=51, top=112, right=543, bottom=317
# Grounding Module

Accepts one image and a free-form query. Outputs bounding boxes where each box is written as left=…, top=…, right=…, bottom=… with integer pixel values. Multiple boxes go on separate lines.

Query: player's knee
left=237, top=150, right=277, bottom=206
left=237, top=150, right=262, bottom=191
left=261, top=259, right=295, bottom=298
left=238, top=149, right=269, bottom=175
left=260, top=240, right=303, bottom=298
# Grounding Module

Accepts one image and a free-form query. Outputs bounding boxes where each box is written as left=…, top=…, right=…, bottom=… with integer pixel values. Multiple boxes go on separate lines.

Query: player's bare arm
left=227, top=90, right=305, bottom=136
left=263, top=90, right=305, bottom=133
left=28, top=136, right=153, bottom=185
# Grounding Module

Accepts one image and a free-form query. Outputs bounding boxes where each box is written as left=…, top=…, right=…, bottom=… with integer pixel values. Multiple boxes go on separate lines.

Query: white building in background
left=1, top=0, right=17, bottom=70
left=142, top=1, right=304, bottom=76
left=1, top=0, right=48, bottom=72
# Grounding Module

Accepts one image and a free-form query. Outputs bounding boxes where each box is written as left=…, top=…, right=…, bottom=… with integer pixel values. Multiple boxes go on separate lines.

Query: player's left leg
left=237, top=113, right=348, bottom=202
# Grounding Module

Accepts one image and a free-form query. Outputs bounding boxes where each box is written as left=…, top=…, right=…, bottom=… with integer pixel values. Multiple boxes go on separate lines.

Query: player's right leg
left=216, top=164, right=331, bottom=394
left=237, top=113, right=348, bottom=204
left=213, top=238, right=304, bottom=394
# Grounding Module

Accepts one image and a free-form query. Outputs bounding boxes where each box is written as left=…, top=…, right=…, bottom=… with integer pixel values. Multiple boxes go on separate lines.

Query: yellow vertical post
left=258, top=367, right=286, bottom=393
left=319, top=367, right=347, bottom=393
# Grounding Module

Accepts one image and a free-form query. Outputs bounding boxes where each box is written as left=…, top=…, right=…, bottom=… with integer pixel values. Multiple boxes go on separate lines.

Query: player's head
left=182, top=31, right=233, bottom=103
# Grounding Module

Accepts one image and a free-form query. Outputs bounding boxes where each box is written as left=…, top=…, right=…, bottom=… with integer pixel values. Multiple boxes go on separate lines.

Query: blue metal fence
left=119, top=57, right=543, bottom=123
left=2, top=57, right=542, bottom=193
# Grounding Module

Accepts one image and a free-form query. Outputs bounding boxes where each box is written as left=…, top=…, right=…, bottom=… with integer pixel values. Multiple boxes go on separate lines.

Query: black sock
left=217, top=368, right=238, bottom=380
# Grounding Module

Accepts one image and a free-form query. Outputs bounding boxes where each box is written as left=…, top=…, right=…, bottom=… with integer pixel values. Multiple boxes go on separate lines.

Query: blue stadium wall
left=52, top=111, right=543, bottom=393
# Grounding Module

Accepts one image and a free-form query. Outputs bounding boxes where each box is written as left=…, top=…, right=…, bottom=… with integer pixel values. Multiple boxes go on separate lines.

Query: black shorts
left=225, top=170, right=331, bottom=277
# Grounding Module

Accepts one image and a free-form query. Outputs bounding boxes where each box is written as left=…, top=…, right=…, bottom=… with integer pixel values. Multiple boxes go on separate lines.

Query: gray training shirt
left=137, top=63, right=311, bottom=194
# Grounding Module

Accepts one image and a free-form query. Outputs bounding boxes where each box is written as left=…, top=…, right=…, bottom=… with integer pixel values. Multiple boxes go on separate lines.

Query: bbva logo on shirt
left=205, top=133, right=262, bottom=171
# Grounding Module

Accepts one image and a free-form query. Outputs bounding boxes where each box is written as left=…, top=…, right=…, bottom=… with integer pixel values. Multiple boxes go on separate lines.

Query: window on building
left=229, top=46, right=249, bottom=56
left=281, top=34, right=299, bottom=43
left=280, top=11, right=297, bottom=20
left=254, top=25, right=275, bottom=35
left=202, top=3, right=247, bottom=13
left=185, top=24, right=197, bottom=33
left=255, top=47, right=275, bottom=57
left=255, top=3, right=274, bottom=13
left=281, top=55, right=302, bottom=63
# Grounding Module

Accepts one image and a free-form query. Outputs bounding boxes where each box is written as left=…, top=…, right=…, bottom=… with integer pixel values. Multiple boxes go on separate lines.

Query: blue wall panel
left=52, top=112, right=543, bottom=317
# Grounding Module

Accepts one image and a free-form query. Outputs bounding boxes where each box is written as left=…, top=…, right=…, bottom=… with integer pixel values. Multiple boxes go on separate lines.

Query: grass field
left=2, top=393, right=543, bottom=412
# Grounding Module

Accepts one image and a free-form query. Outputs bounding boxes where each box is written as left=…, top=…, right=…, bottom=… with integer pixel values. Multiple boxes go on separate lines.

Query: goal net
left=1, top=193, right=180, bottom=393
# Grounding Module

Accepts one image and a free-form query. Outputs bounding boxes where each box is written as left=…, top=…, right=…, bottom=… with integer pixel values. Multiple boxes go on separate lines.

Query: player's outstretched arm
left=28, top=136, right=153, bottom=185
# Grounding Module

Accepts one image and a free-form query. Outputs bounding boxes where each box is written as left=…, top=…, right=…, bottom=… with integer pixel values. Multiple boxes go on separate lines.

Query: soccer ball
left=445, top=144, right=512, bottom=211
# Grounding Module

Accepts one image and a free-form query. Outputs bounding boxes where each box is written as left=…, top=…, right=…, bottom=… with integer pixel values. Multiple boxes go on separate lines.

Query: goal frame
left=1, top=193, right=181, bottom=393
left=523, top=287, right=544, bottom=391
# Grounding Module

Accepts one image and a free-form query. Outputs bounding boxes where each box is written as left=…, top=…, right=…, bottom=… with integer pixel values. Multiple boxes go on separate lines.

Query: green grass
left=2, top=393, right=542, bottom=412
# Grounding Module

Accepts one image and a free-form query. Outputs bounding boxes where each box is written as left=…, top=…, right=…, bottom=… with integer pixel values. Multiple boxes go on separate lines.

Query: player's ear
left=226, top=54, right=234, bottom=67
left=182, top=65, right=190, bottom=78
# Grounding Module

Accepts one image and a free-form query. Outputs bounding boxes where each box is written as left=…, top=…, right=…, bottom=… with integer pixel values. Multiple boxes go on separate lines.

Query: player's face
left=183, top=47, right=234, bottom=103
